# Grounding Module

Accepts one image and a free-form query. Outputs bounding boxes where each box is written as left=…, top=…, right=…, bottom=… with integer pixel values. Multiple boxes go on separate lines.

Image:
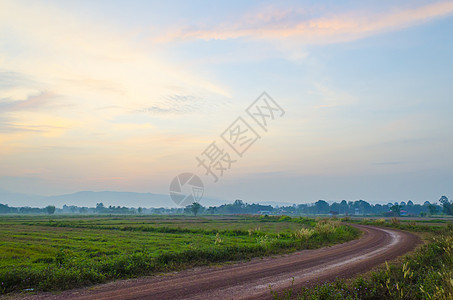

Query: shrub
left=391, top=217, right=400, bottom=225
left=278, top=216, right=292, bottom=222
left=341, top=216, right=351, bottom=222
left=294, top=228, right=314, bottom=240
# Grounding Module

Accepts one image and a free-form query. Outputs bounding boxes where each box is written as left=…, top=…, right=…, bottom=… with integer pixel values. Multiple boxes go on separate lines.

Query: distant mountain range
left=0, top=189, right=231, bottom=208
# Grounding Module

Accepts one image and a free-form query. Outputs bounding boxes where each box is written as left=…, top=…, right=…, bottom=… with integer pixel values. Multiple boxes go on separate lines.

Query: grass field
left=0, top=215, right=359, bottom=294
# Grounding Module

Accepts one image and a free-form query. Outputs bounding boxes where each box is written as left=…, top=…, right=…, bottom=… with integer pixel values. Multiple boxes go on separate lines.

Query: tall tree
left=190, top=202, right=202, bottom=216
left=439, top=196, right=452, bottom=215
left=390, top=204, right=402, bottom=216
left=428, top=204, right=438, bottom=215
left=46, top=205, right=56, bottom=215
left=96, top=202, right=105, bottom=213
left=0, top=204, right=11, bottom=214
left=314, top=200, right=329, bottom=214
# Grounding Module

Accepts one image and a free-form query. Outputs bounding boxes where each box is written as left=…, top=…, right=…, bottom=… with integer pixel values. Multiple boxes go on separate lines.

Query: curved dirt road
left=26, top=225, right=420, bottom=300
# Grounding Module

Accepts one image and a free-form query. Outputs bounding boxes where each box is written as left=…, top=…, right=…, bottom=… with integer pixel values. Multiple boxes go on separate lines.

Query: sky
left=1, top=0, right=452, bottom=206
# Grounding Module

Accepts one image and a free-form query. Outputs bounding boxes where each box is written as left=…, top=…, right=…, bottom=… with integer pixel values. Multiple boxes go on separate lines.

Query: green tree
left=46, top=205, right=56, bottom=215
left=390, top=204, right=402, bottom=216
left=233, top=199, right=244, bottom=207
left=428, top=204, right=438, bottom=215
left=231, top=199, right=245, bottom=213
left=339, top=200, right=349, bottom=214
left=0, top=204, right=11, bottom=214
left=190, top=202, right=202, bottom=216
left=96, top=202, right=105, bottom=213
left=439, top=196, right=452, bottom=215
left=314, top=200, right=330, bottom=214
left=330, top=202, right=341, bottom=214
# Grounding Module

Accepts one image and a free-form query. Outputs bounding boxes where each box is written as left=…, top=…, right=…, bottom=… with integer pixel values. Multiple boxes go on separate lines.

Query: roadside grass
left=272, top=219, right=453, bottom=299
left=0, top=215, right=359, bottom=295
left=346, top=217, right=453, bottom=233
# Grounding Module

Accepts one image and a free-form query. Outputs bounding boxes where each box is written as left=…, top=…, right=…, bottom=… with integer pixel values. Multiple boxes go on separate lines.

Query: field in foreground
left=0, top=215, right=358, bottom=295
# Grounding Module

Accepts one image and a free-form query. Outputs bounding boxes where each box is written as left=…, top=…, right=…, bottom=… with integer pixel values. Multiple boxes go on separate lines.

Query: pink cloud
left=157, top=1, right=453, bottom=44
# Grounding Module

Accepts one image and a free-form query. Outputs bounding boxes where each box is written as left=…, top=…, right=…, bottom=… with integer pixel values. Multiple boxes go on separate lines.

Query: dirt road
left=25, top=225, right=420, bottom=300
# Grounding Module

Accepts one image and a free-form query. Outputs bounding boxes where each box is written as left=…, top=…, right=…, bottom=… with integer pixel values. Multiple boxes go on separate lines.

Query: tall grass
left=274, top=224, right=453, bottom=299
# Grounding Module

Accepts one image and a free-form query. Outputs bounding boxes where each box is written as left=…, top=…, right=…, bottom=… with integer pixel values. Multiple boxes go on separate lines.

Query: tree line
left=0, top=196, right=452, bottom=216
left=186, top=197, right=452, bottom=217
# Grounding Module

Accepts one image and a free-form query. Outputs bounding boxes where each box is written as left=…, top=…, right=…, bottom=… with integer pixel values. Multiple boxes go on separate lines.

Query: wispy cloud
left=0, top=0, right=233, bottom=165
left=138, top=94, right=206, bottom=115
left=0, top=123, right=66, bottom=134
left=0, top=0, right=229, bottom=119
left=157, top=1, right=453, bottom=44
left=0, top=91, right=56, bottom=112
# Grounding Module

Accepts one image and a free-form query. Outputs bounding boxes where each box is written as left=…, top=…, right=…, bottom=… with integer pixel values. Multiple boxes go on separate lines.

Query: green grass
left=273, top=219, right=453, bottom=300
left=0, top=215, right=359, bottom=294
left=345, top=217, right=453, bottom=233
